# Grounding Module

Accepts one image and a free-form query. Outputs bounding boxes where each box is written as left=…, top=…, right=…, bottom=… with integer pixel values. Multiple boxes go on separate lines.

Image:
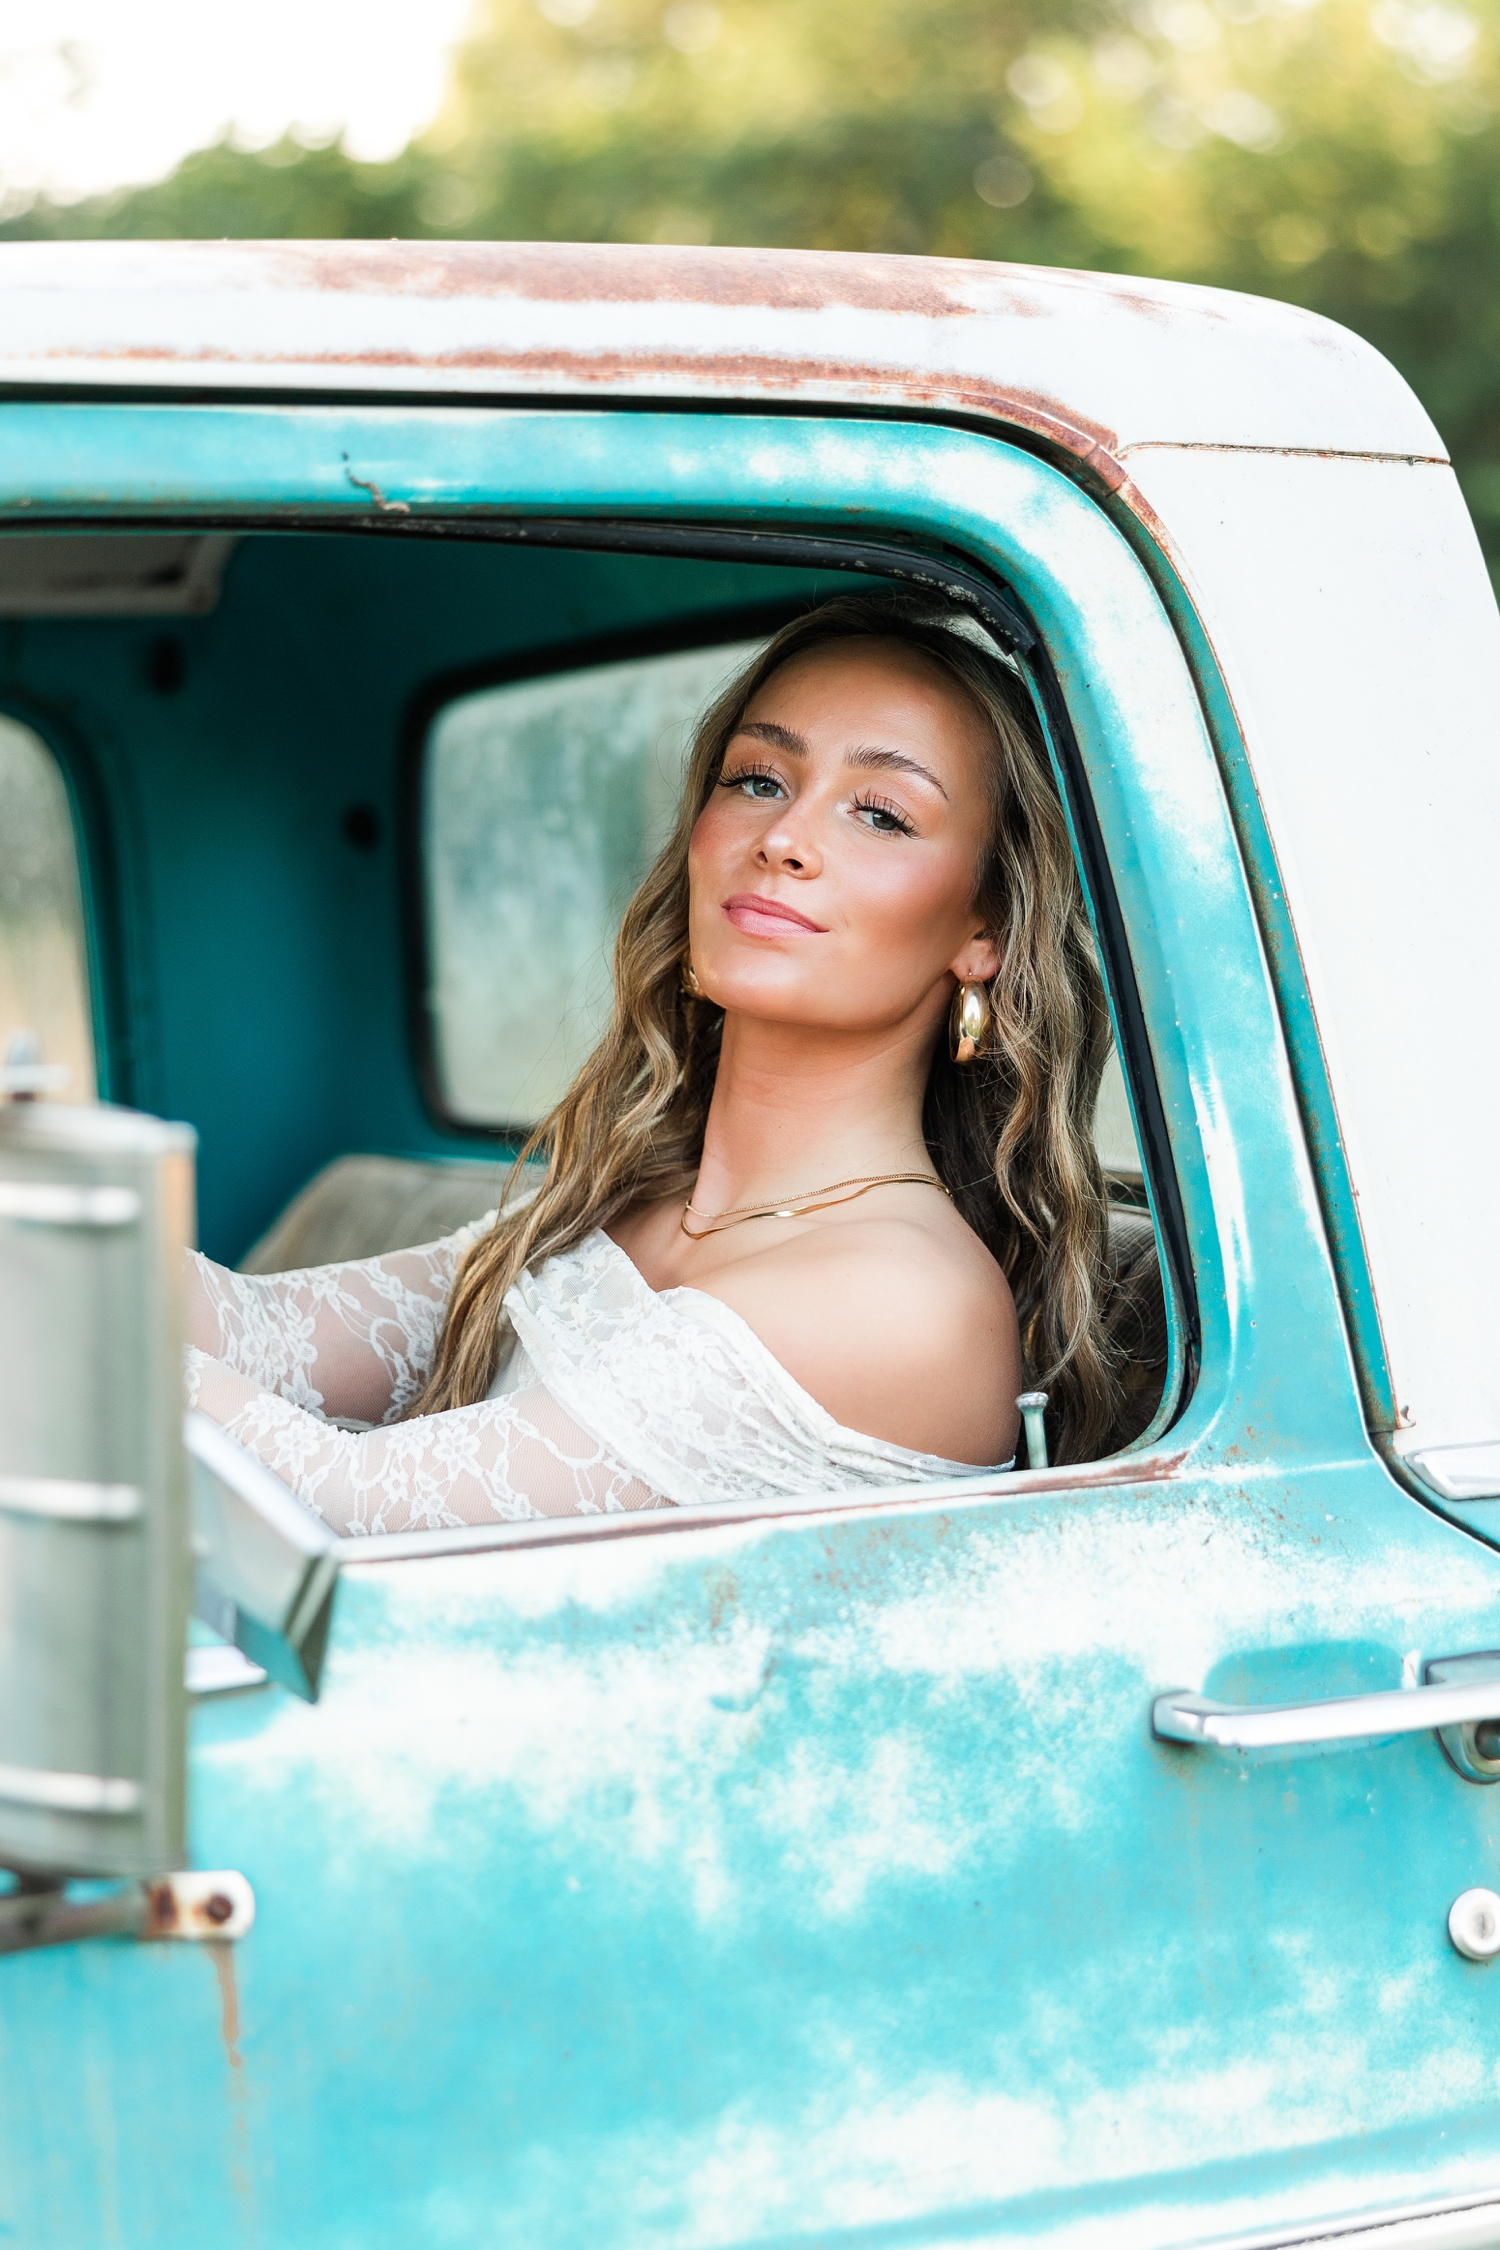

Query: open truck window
left=0, top=518, right=1186, bottom=1520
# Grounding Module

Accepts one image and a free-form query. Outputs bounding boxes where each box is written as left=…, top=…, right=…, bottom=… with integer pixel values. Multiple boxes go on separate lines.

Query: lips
left=722, top=893, right=829, bottom=937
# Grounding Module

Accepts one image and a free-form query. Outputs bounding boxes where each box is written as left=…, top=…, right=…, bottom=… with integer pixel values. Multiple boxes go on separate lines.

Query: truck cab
left=3, top=241, right=1500, bottom=2250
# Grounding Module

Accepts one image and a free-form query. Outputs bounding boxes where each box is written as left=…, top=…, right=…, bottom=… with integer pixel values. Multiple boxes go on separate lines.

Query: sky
left=0, top=0, right=478, bottom=207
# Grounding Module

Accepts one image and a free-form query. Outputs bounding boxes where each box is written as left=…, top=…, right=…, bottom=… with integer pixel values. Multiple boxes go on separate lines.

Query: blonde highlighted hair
left=411, top=592, right=1122, bottom=1463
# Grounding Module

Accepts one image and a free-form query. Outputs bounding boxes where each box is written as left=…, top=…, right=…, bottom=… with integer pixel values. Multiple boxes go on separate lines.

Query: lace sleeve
left=185, top=1348, right=669, bottom=1535
left=185, top=1215, right=495, bottom=1428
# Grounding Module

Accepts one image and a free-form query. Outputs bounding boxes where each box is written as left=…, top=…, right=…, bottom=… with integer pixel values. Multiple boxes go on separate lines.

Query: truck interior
left=0, top=526, right=1173, bottom=1456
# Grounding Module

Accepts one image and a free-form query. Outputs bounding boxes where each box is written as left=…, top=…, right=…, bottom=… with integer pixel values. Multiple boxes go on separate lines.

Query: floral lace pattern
left=187, top=1214, right=494, bottom=1427
left=185, top=1222, right=1011, bottom=1536
left=185, top=1347, right=664, bottom=1536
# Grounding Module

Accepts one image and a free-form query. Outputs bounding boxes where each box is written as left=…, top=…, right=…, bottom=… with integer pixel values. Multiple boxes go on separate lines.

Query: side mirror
left=0, top=1100, right=194, bottom=1880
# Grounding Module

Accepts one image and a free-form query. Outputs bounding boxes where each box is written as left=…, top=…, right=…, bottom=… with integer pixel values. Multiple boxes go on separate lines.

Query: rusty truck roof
left=0, top=240, right=1443, bottom=492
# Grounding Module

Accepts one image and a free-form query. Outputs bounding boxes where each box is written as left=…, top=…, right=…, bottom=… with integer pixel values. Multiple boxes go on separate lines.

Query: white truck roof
left=0, top=239, right=1444, bottom=470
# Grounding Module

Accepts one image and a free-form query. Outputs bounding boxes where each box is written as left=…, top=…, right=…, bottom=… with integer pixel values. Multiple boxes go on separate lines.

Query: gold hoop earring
left=680, top=954, right=704, bottom=1000
left=949, top=978, right=992, bottom=1066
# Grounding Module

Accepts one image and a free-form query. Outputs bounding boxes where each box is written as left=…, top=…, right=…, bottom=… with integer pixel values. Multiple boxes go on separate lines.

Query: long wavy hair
left=411, top=592, right=1121, bottom=1462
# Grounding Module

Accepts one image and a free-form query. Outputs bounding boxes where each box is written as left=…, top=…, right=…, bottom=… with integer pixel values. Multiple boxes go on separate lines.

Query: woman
left=186, top=593, right=1120, bottom=1533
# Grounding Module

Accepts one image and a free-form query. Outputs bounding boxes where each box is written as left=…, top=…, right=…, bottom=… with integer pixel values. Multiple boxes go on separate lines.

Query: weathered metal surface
left=10, top=1474, right=1500, bottom=2245
left=0, top=241, right=1444, bottom=477
left=1120, top=442, right=1500, bottom=1471
left=10, top=402, right=1500, bottom=2247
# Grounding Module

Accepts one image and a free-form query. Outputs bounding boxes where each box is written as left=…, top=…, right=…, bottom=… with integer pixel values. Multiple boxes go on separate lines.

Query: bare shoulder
left=701, top=1210, right=1022, bottom=1467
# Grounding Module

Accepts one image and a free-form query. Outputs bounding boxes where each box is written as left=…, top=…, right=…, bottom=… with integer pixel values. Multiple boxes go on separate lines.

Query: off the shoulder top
left=185, top=1218, right=1012, bottom=1537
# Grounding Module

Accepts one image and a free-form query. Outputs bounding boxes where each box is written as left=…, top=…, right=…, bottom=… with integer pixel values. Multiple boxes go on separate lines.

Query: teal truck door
left=6, top=406, right=1500, bottom=2250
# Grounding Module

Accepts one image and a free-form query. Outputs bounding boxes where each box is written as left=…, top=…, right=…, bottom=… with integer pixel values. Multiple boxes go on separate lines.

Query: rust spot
left=211, top=1940, right=243, bottom=2072
left=1110, top=477, right=1174, bottom=545
left=340, top=1440, right=1195, bottom=1569
left=209, top=1940, right=257, bottom=2219
left=226, top=241, right=1050, bottom=321
left=18, top=241, right=1146, bottom=481
left=204, top=1892, right=234, bottom=1926
left=141, top=1879, right=179, bottom=1938
left=341, top=457, right=411, bottom=514
left=43, top=335, right=1125, bottom=479
left=1017, top=1446, right=1191, bottom=1492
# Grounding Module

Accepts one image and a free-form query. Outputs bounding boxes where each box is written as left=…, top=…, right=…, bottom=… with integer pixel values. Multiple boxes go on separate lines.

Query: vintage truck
left=2, top=239, right=1500, bottom=2250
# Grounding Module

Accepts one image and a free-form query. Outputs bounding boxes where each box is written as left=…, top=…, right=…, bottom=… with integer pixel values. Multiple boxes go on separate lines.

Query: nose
left=756, top=802, right=822, bottom=877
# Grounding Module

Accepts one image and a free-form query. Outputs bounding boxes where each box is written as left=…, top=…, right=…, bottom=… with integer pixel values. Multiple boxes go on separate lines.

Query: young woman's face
left=687, top=639, right=1002, bottom=1040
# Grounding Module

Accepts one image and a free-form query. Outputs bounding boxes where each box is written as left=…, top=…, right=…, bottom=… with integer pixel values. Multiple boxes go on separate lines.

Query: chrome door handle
left=1154, top=1652, right=1500, bottom=1770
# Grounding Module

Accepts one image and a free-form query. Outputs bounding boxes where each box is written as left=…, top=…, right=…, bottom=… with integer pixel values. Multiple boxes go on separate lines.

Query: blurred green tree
left=0, top=133, right=431, bottom=242
left=5, top=0, right=1498, bottom=552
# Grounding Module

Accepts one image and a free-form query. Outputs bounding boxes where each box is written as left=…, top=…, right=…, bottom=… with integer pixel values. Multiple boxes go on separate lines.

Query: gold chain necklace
left=681, top=1171, right=951, bottom=1240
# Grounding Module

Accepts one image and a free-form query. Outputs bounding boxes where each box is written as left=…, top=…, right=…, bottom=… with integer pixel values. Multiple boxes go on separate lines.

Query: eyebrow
left=734, top=721, right=949, bottom=800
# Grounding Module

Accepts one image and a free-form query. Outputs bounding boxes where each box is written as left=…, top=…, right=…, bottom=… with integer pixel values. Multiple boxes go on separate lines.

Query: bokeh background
left=3, top=0, right=1495, bottom=567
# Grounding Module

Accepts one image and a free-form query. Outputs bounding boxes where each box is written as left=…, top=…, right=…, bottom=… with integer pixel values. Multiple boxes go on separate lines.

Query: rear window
left=420, top=637, right=761, bottom=1130
left=0, top=713, right=95, bottom=1103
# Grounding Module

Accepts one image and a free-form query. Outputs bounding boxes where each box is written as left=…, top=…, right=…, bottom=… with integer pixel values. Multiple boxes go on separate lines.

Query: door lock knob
left=1449, top=1888, right=1500, bottom=1961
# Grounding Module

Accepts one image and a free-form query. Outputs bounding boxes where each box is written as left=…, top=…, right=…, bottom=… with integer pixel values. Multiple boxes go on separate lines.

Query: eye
left=852, top=793, right=915, bottom=838
left=719, top=763, right=786, bottom=802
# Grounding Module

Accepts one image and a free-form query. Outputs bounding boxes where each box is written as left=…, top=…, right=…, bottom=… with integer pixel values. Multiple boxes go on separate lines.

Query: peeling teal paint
left=3, top=405, right=1496, bottom=2248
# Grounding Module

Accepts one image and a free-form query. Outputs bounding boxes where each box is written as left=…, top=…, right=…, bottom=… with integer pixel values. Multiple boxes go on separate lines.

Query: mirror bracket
left=0, top=1867, right=255, bottom=1957
left=186, top=1409, right=341, bottom=1701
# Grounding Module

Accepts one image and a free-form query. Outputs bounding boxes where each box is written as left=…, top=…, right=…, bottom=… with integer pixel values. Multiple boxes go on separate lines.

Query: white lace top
left=186, top=1219, right=1012, bottom=1536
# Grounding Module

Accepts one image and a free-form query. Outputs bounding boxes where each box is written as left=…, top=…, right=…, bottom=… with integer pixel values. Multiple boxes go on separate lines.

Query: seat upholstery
left=238, top=1153, right=507, bottom=1274
left=1100, top=1203, right=1170, bottom=1447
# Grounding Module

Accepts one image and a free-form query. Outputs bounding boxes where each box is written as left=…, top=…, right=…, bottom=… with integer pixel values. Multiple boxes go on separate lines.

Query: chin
left=703, top=964, right=914, bottom=1038
left=699, top=961, right=819, bottom=1017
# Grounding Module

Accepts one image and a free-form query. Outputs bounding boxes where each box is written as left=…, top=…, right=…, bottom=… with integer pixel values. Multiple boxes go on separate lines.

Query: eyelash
left=718, top=761, right=784, bottom=799
left=717, top=765, right=916, bottom=838
left=853, top=792, right=915, bottom=838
